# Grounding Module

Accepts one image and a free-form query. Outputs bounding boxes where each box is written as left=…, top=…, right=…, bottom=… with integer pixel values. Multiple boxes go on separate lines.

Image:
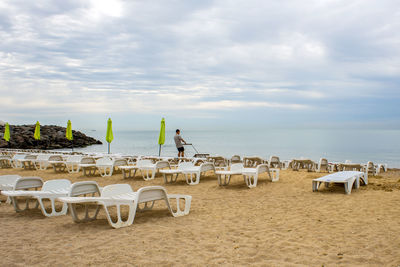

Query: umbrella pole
left=108, top=142, right=110, bottom=154
left=158, top=145, right=161, bottom=157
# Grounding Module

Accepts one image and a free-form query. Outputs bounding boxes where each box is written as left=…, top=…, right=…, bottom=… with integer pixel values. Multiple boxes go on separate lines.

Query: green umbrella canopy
left=158, top=118, right=165, bottom=145
left=3, top=123, right=10, bottom=142
left=106, top=118, right=113, bottom=143
left=66, top=120, right=73, bottom=141
left=34, top=121, right=40, bottom=140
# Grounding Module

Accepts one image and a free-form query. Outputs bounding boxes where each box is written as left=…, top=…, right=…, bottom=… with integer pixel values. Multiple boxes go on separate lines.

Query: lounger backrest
left=36, top=154, right=50, bottom=161
left=48, top=155, right=63, bottom=161
left=96, top=157, right=114, bottom=165
left=200, top=162, right=215, bottom=172
left=114, top=158, right=128, bottom=166
left=136, top=159, right=152, bottom=167
left=13, top=154, right=26, bottom=160
left=178, top=161, right=194, bottom=170
left=209, top=157, right=228, bottom=167
left=42, top=179, right=71, bottom=191
left=69, top=181, right=101, bottom=197
left=257, top=164, right=269, bottom=174
left=81, top=157, right=96, bottom=164
left=137, top=186, right=167, bottom=203
left=243, top=157, right=263, bottom=167
left=66, top=155, right=82, bottom=163
left=0, top=175, right=21, bottom=185
left=101, top=184, right=134, bottom=197
left=14, top=177, right=43, bottom=190
left=230, top=163, right=243, bottom=172
left=269, top=156, right=280, bottom=167
left=230, top=155, right=241, bottom=163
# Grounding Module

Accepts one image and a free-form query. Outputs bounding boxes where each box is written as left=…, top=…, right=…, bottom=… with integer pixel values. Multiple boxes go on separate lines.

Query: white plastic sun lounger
left=137, top=159, right=171, bottom=181
left=215, top=163, right=244, bottom=186
left=48, top=155, right=67, bottom=172
left=10, top=154, right=28, bottom=168
left=64, top=155, right=83, bottom=173
left=241, top=164, right=279, bottom=188
left=79, top=157, right=97, bottom=176
left=58, top=184, right=192, bottom=229
left=33, top=154, right=54, bottom=170
left=2, top=179, right=71, bottom=216
left=316, top=158, right=329, bottom=173
left=159, top=161, right=194, bottom=183
left=96, top=157, right=115, bottom=177
left=0, top=176, right=43, bottom=205
left=312, top=171, right=367, bottom=194
left=0, top=155, right=12, bottom=168
left=181, top=162, right=215, bottom=185
left=268, top=156, right=281, bottom=169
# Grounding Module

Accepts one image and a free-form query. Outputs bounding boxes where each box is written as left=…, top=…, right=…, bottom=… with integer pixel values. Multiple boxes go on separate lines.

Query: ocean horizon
left=67, top=128, right=400, bottom=168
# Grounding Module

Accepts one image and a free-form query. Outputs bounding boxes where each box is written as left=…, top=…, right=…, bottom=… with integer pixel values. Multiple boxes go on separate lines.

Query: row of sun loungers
left=0, top=175, right=192, bottom=228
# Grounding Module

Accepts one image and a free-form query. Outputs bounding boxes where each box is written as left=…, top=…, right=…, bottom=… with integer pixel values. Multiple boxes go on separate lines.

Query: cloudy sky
left=0, top=0, right=399, bottom=130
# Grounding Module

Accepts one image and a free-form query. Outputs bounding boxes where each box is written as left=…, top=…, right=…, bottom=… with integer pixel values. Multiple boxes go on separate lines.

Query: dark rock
left=0, top=124, right=102, bottom=150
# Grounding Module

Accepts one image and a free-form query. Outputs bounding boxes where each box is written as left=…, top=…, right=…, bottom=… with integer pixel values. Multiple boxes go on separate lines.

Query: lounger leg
left=11, top=196, right=39, bottom=212
left=217, top=174, right=231, bottom=186
left=163, top=173, right=179, bottom=183
left=138, top=201, right=155, bottom=212
left=185, top=172, right=200, bottom=185
left=69, top=203, right=101, bottom=223
left=243, top=174, right=257, bottom=188
left=167, top=194, right=192, bottom=216
left=103, top=202, right=137, bottom=229
left=270, top=169, right=280, bottom=182
left=37, top=197, right=68, bottom=217
left=122, top=169, right=130, bottom=179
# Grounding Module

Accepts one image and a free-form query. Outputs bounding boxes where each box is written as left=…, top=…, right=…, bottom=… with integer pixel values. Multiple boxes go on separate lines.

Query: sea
left=68, top=128, right=400, bottom=168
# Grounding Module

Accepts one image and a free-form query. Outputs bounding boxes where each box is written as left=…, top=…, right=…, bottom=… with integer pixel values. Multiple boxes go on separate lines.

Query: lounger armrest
left=167, top=194, right=192, bottom=216
left=14, top=177, right=43, bottom=190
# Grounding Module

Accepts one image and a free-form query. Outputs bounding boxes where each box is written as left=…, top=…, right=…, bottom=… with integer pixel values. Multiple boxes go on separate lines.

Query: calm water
left=70, top=129, right=400, bottom=167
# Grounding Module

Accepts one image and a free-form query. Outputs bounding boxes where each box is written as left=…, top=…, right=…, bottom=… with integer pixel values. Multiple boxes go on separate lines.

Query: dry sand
left=0, top=167, right=400, bottom=266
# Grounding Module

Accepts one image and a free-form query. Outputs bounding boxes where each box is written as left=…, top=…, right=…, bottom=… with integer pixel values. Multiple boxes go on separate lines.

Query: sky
left=0, top=0, right=399, bottom=131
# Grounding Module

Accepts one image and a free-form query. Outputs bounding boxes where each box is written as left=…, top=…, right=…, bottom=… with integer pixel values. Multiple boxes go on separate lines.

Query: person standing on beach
left=174, top=129, right=186, bottom=157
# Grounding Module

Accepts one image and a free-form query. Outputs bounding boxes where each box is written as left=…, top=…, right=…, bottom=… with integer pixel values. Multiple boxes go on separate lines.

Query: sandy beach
left=0, top=167, right=399, bottom=266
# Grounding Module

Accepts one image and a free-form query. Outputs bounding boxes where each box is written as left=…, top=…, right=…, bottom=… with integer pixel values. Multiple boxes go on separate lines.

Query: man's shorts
left=177, top=147, right=184, bottom=152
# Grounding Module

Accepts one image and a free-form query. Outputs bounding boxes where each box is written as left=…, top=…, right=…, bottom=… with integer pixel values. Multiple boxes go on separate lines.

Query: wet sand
left=0, top=167, right=399, bottom=266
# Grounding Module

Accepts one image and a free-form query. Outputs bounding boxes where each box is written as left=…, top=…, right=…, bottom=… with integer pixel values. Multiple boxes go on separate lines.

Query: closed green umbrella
left=66, top=120, right=73, bottom=151
left=3, top=123, right=10, bottom=142
left=34, top=121, right=40, bottom=140
left=106, top=118, right=113, bottom=154
left=158, top=118, right=165, bottom=156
